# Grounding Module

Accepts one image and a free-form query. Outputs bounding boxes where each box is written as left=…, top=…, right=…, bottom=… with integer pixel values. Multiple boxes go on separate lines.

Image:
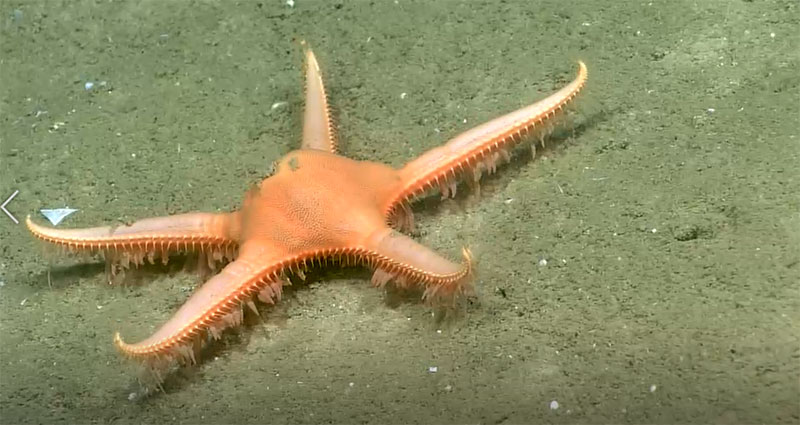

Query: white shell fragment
left=40, top=208, right=78, bottom=225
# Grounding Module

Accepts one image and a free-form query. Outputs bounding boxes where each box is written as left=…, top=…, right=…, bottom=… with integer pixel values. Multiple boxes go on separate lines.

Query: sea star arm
left=384, top=62, right=588, bottom=215
left=26, top=212, right=240, bottom=271
left=113, top=243, right=289, bottom=375
left=300, top=42, right=337, bottom=153
left=362, top=227, right=473, bottom=302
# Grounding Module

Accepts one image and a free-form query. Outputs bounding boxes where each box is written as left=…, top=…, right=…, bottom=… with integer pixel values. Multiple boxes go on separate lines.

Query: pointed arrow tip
left=40, top=208, right=79, bottom=226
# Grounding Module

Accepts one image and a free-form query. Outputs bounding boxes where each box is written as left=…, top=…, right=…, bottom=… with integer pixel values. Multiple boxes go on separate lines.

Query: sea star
left=27, top=43, right=587, bottom=382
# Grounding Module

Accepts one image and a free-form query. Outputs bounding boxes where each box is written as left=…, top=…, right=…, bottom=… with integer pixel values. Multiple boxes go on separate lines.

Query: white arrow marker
left=1, top=190, right=19, bottom=224
left=40, top=208, right=78, bottom=226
